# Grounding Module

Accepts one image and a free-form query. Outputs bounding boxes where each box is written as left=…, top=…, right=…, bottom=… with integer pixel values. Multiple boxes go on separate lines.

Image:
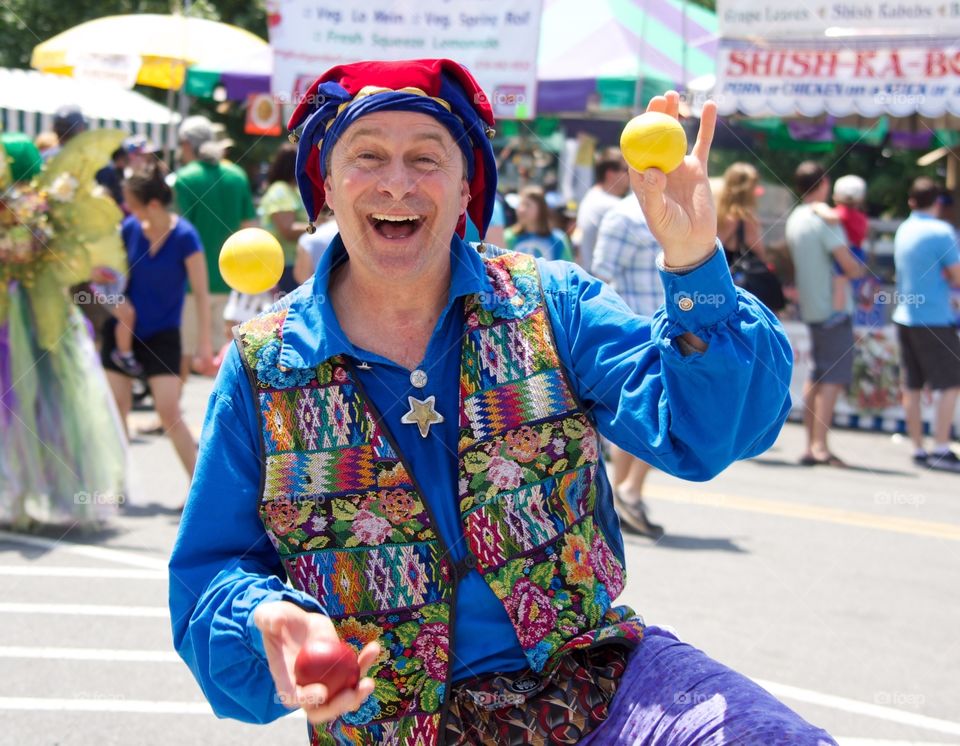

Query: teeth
left=371, top=214, right=420, bottom=222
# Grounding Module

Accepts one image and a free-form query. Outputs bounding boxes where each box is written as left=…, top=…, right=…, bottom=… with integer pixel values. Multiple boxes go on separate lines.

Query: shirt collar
left=278, top=233, right=491, bottom=369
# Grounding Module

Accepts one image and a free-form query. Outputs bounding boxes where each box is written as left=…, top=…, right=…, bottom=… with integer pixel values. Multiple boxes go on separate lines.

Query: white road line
left=755, top=679, right=960, bottom=737
left=0, top=531, right=168, bottom=571
left=0, top=697, right=213, bottom=715
left=0, top=697, right=307, bottom=717
left=0, top=646, right=179, bottom=662
left=0, top=602, right=167, bottom=618
left=0, top=565, right=165, bottom=579
left=837, top=740, right=960, bottom=745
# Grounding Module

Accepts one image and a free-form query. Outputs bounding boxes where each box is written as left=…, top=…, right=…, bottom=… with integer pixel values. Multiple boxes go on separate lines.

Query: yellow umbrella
left=31, top=14, right=268, bottom=90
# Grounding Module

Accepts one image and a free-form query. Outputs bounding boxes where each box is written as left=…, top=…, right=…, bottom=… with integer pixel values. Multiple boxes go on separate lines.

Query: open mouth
left=368, top=213, right=424, bottom=240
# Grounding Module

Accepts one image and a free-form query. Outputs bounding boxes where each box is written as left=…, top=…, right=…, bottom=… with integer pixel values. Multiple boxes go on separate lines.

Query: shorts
left=896, top=323, right=960, bottom=391
left=807, top=316, right=855, bottom=386
left=181, top=292, right=230, bottom=354
left=101, top=320, right=181, bottom=379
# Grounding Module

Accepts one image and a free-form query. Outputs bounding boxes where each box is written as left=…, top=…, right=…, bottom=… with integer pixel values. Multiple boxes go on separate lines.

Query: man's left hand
left=630, top=91, right=718, bottom=268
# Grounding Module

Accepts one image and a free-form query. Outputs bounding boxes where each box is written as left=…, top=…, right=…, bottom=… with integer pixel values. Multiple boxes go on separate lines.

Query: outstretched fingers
left=645, top=95, right=667, bottom=114
left=692, top=100, right=717, bottom=164
left=644, top=91, right=681, bottom=119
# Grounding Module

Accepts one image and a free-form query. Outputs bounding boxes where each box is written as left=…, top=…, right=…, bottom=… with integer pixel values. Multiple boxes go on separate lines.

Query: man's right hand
left=253, top=601, right=381, bottom=724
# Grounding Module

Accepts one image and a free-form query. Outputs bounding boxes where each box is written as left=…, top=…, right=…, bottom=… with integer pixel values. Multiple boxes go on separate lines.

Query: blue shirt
left=122, top=215, right=202, bottom=338
left=506, top=228, right=573, bottom=262
left=892, top=212, right=960, bottom=327
left=169, top=235, right=793, bottom=724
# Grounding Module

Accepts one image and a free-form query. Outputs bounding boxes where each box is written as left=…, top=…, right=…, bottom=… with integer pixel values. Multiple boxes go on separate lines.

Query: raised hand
left=630, top=91, right=718, bottom=268
left=253, top=600, right=381, bottom=724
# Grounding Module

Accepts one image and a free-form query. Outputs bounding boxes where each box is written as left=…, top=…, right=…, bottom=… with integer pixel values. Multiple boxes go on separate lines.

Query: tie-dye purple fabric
left=581, top=626, right=837, bottom=745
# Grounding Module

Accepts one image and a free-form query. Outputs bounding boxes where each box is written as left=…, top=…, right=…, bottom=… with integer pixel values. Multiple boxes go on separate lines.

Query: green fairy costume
left=1, top=130, right=128, bottom=529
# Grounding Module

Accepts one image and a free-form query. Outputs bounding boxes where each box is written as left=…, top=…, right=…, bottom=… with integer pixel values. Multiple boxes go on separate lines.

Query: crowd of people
left=2, top=91, right=959, bottom=534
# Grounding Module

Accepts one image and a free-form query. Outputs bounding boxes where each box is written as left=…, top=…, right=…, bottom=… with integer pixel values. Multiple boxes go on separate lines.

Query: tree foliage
left=0, top=0, right=266, bottom=71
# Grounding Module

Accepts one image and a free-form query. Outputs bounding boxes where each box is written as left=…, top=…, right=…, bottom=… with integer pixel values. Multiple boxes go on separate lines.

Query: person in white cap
left=173, top=115, right=258, bottom=376
left=814, top=174, right=870, bottom=319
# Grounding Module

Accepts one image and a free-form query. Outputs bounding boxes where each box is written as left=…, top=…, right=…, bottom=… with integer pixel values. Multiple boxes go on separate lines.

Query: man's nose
left=377, top=157, right=417, bottom=200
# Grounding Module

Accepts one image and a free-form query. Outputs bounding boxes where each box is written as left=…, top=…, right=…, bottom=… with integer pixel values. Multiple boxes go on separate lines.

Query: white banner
left=714, top=38, right=960, bottom=116
left=718, top=0, right=960, bottom=39
left=267, top=0, right=542, bottom=119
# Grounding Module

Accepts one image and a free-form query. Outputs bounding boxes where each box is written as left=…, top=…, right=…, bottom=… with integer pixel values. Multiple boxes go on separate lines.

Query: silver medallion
left=410, top=369, right=428, bottom=389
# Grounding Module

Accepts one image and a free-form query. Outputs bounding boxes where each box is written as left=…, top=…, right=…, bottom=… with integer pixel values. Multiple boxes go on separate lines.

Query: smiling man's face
left=323, top=110, right=470, bottom=282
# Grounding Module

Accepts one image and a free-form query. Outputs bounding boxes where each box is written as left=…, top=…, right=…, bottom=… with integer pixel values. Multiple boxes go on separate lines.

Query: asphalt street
left=1, top=372, right=958, bottom=746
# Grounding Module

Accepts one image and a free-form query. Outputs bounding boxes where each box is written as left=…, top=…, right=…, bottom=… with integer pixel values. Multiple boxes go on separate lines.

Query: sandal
left=799, top=453, right=848, bottom=468
left=613, top=492, right=665, bottom=540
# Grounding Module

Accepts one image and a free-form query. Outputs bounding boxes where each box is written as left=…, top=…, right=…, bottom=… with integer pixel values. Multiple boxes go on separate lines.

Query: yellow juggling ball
left=218, top=228, right=284, bottom=295
left=619, top=112, right=687, bottom=174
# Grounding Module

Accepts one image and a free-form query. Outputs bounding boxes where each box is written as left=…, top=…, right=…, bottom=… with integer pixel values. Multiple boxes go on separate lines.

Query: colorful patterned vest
left=236, top=251, right=643, bottom=746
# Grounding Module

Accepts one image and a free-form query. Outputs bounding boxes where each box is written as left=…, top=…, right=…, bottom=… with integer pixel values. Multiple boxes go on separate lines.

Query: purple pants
left=581, top=627, right=837, bottom=745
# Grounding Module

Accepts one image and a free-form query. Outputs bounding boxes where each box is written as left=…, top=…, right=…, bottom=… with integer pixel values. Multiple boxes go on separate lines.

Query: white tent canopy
left=0, top=67, right=179, bottom=146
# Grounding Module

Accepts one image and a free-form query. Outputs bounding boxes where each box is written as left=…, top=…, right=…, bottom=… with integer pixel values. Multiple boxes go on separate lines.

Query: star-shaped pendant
left=401, top=395, right=444, bottom=438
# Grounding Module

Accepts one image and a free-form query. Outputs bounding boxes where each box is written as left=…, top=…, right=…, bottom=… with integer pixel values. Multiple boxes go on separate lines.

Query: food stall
left=713, top=0, right=960, bottom=434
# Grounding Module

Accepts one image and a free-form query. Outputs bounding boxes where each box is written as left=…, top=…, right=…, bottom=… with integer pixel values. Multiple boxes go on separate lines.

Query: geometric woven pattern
left=460, top=310, right=557, bottom=396
left=285, top=542, right=443, bottom=618
left=461, top=368, right=577, bottom=441
left=455, top=253, right=640, bottom=682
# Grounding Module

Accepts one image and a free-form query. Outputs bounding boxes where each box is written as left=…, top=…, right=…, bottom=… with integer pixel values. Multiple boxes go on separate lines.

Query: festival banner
left=267, top=0, right=543, bottom=119
left=718, top=0, right=960, bottom=38
left=714, top=37, right=960, bottom=116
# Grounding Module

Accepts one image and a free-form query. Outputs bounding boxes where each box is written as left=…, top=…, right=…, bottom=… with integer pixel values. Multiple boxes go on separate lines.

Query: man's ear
left=323, top=173, right=335, bottom=212
left=460, top=179, right=470, bottom=214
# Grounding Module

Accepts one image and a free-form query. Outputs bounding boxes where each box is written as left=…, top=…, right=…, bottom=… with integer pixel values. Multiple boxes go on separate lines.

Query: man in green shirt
left=173, top=116, right=258, bottom=371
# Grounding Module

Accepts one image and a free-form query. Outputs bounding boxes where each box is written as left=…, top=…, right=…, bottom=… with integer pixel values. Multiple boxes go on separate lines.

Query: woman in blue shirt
left=100, top=163, right=212, bottom=478
left=504, top=186, right=574, bottom=262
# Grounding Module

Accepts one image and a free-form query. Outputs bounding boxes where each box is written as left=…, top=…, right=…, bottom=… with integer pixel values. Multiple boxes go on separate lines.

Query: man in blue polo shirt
left=893, top=177, right=960, bottom=472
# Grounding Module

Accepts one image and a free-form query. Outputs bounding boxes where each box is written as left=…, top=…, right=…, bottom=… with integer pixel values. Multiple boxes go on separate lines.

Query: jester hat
left=287, top=59, right=497, bottom=239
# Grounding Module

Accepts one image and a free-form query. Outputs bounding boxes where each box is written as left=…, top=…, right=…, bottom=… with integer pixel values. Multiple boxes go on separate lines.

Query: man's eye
left=417, top=156, right=439, bottom=165
left=358, top=152, right=381, bottom=161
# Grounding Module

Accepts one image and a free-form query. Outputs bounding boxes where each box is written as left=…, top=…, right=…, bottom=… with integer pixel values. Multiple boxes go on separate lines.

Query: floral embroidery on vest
left=458, top=253, right=642, bottom=677
left=236, top=254, right=643, bottom=746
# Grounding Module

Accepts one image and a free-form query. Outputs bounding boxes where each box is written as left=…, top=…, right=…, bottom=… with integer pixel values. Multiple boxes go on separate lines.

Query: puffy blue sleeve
left=168, top=343, right=324, bottom=723
left=539, top=247, right=793, bottom=481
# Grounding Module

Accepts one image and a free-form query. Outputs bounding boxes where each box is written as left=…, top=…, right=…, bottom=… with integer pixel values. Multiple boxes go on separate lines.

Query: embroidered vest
left=236, top=252, right=643, bottom=746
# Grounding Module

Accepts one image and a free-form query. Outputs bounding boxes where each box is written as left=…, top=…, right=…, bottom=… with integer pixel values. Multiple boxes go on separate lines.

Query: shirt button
left=463, top=553, right=477, bottom=569
left=678, top=296, right=695, bottom=312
